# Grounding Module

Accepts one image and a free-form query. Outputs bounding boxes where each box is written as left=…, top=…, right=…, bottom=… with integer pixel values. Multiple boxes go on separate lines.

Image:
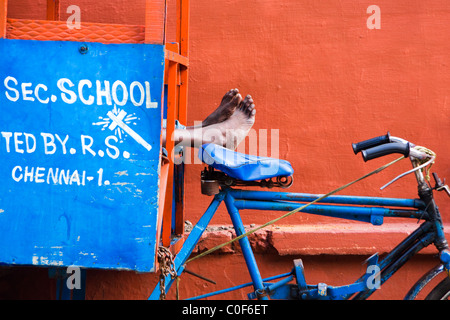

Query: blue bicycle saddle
left=199, top=143, right=294, bottom=181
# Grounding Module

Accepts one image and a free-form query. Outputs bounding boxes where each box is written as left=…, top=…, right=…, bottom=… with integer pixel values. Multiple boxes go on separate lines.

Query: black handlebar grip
left=361, top=142, right=410, bottom=162
left=352, top=132, right=391, bottom=154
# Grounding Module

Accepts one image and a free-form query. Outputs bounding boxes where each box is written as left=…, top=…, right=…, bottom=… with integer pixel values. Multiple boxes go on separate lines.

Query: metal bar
left=266, top=275, right=294, bottom=294
left=377, top=221, right=433, bottom=271
left=184, top=268, right=216, bottom=284
left=173, top=0, right=190, bottom=237
left=328, top=282, right=368, bottom=300
left=224, top=193, right=268, bottom=300
left=301, top=281, right=368, bottom=300
left=161, top=59, right=178, bottom=246
left=294, top=259, right=307, bottom=290
left=174, top=162, right=185, bottom=236
left=234, top=199, right=424, bottom=225
left=187, top=272, right=292, bottom=300
left=164, top=49, right=189, bottom=66
left=174, top=40, right=189, bottom=235
left=149, top=193, right=224, bottom=300
left=340, top=221, right=433, bottom=300
left=380, top=232, right=436, bottom=284
left=229, top=189, right=424, bottom=209
left=176, top=194, right=224, bottom=264
left=46, top=0, right=60, bottom=21
left=353, top=231, right=435, bottom=300
left=176, top=0, right=189, bottom=57
left=178, top=65, right=189, bottom=122
left=0, top=0, right=7, bottom=38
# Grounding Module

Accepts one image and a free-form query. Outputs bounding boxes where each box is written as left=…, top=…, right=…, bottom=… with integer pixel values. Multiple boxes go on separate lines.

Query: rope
left=413, top=146, right=436, bottom=182
left=185, top=155, right=406, bottom=265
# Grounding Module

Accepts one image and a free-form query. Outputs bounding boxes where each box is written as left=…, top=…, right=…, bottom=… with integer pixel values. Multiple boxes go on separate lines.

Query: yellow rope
left=185, top=155, right=405, bottom=265
left=413, top=146, right=436, bottom=182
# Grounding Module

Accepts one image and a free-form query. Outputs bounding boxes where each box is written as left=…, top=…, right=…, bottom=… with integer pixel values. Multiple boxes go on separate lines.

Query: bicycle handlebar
left=352, top=132, right=391, bottom=154
left=353, top=134, right=440, bottom=193
left=361, top=142, right=410, bottom=162
left=352, top=134, right=430, bottom=162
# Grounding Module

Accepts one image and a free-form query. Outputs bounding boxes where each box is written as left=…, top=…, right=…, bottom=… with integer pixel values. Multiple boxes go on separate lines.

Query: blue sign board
left=0, top=39, right=165, bottom=272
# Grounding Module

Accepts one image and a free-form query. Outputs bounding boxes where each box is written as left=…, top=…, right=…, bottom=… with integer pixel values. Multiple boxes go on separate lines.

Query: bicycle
left=149, top=133, right=450, bottom=300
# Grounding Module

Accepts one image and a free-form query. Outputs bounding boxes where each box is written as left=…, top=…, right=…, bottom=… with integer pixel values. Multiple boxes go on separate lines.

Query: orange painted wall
left=183, top=0, right=450, bottom=225
left=1, top=0, right=449, bottom=300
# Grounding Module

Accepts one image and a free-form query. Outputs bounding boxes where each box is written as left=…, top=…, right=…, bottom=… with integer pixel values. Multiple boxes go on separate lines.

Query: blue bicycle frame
left=149, top=184, right=447, bottom=300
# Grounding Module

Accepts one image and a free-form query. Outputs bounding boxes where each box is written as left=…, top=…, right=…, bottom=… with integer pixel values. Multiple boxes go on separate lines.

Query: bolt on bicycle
left=150, top=133, right=450, bottom=300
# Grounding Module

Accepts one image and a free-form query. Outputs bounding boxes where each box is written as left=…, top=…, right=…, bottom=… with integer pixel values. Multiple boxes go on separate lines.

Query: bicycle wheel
left=425, top=277, right=450, bottom=300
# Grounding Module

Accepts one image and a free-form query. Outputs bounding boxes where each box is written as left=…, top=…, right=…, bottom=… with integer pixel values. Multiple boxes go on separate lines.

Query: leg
left=199, top=88, right=242, bottom=127
left=161, top=88, right=243, bottom=146
left=167, top=94, right=256, bottom=150
left=207, top=94, right=256, bottom=150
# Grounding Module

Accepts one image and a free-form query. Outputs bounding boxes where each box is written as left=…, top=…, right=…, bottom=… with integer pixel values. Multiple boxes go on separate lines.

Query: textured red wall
left=183, top=0, right=450, bottom=225
left=1, top=0, right=449, bottom=300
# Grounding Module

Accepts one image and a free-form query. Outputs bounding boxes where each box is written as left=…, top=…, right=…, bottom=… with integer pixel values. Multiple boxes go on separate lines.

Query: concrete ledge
left=188, top=222, right=450, bottom=256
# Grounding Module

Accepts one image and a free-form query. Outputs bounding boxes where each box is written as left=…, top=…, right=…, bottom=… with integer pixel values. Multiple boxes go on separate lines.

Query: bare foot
left=204, top=94, right=256, bottom=150
left=201, top=89, right=242, bottom=127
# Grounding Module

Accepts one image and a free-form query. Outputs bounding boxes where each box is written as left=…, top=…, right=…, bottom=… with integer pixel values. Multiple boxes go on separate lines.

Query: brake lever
left=380, top=155, right=435, bottom=190
left=433, top=173, right=450, bottom=198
